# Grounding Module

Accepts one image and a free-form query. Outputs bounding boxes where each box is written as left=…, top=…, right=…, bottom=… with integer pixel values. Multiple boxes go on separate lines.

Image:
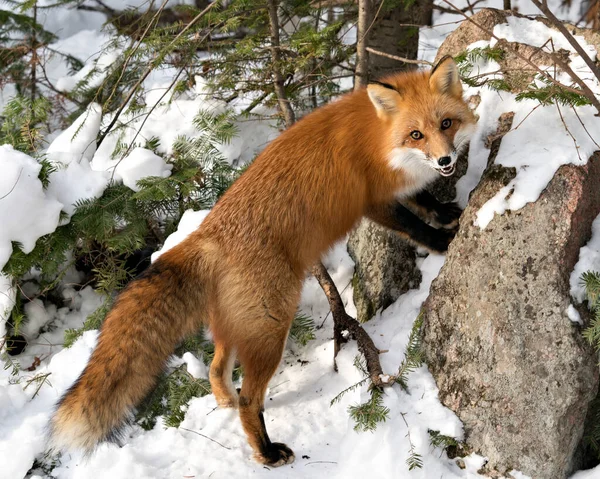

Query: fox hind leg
left=210, top=341, right=238, bottom=408
left=237, top=329, right=294, bottom=466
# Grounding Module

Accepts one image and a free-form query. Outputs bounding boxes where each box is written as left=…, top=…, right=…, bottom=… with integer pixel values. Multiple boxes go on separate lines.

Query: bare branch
left=366, top=47, right=432, bottom=66
left=97, top=0, right=219, bottom=148
left=441, top=0, right=600, bottom=115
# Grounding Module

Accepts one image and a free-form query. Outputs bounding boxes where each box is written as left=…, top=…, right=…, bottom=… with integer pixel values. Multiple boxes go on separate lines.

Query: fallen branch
left=311, top=262, right=389, bottom=388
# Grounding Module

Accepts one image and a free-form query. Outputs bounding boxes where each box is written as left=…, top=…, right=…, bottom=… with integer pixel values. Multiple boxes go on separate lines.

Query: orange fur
left=49, top=58, right=475, bottom=466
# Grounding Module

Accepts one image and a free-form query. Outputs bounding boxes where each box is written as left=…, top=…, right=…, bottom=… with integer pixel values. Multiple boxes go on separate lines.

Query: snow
left=0, top=275, right=16, bottom=339
left=116, top=148, right=173, bottom=192
left=567, top=304, right=584, bottom=325
left=570, top=214, right=600, bottom=303
left=44, top=104, right=110, bottom=217
left=151, top=209, right=211, bottom=262
left=46, top=103, right=103, bottom=164
left=0, top=145, right=63, bottom=270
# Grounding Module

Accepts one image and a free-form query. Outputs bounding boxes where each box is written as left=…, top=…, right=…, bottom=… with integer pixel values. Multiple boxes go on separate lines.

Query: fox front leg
left=366, top=201, right=456, bottom=254
left=407, top=191, right=463, bottom=230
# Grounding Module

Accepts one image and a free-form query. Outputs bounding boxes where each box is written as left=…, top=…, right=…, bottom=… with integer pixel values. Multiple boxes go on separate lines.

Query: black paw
left=257, top=442, right=295, bottom=467
left=435, top=202, right=463, bottom=229
left=429, top=228, right=456, bottom=254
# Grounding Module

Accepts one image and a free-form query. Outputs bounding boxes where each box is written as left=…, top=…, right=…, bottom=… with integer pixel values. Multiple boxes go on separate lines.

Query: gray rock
left=423, top=154, right=600, bottom=478
left=347, top=219, right=421, bottom=323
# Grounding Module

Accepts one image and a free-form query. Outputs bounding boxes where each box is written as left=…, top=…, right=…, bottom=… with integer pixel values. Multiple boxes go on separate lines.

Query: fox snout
left=432, top=153, right=457, bottom=177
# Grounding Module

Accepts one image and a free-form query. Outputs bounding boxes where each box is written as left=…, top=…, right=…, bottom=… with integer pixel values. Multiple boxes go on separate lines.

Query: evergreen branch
left=330, top=376, right=369, bottom=406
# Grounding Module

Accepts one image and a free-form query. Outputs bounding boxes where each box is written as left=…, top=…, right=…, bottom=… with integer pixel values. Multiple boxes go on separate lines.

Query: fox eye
left=410, top=130, right=423, bottom=140
left=441, top=118, right=452, bottom=130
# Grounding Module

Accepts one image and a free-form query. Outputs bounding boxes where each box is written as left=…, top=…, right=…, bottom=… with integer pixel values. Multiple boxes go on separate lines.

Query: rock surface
left=423, top=157, right=600, bottom=478
left=347, top=219, right=421, bottom=322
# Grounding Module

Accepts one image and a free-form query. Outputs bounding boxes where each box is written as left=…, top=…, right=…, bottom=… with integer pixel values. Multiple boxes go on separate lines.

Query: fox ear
left=367, top=82, right=401, bottom=115
left=430, top=56, right=462, bottom=98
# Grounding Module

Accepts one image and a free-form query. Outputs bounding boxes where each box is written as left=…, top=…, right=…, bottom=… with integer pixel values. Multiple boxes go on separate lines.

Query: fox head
left=367, top=57, right=476, bottom=180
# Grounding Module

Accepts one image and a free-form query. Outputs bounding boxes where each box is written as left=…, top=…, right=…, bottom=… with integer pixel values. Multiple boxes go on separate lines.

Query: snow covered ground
left=2, top=0, right=600, bottom=478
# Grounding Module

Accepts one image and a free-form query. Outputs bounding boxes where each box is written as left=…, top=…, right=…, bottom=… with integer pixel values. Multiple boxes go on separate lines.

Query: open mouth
left=438, top=163, right=456, bottom=177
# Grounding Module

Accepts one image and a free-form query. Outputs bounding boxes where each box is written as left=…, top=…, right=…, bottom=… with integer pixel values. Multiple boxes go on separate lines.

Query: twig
left=0, top=168, right=23, bottom=201
left=180, top=427, right=231, bottom=450
left=311, top=262, right=388, bottom=388
left=571, top=105, right=600, bottom=149
left=366, top=47, right=432, bottom=66
left=433, top=0, right=486, bottom=15
left=103, top=0, right=170, bottom=111
left=109, top=63, right=185, bottom=182
left=555, top=101, right=583, bottom=163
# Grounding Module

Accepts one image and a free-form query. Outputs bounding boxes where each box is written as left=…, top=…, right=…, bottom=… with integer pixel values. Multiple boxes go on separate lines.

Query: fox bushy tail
left=50, top=250, right=206, bottom=452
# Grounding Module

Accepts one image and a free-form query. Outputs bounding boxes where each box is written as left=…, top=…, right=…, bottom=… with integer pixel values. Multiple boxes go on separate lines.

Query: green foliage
left=136, top=365, right=211, bottom=430
left=0, top=96, right=52, bottom=153
left=289, top=313, right=316, bottom=346
left=515, top=75, right=591, bottom=107
left=64, top=299, right=113, bottom=348
left=406, top=449, right=423, bottom=471
left=582, top=271, right=600, bottom=351
left=454, top=46, right=504, bottom=66
left=395, top=312, right=425, bottom=391
left=428, top=429, right=459, bottom=449
left=580, top=271, right=600, bottom=460
left=348, top=386, right=390, bottom=432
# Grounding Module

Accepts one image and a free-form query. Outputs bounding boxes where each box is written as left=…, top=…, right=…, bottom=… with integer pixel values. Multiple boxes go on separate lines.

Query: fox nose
left=438, top=156, right=451, bottom=167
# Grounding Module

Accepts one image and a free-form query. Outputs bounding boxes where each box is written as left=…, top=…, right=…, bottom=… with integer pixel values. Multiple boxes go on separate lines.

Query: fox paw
left=256, top=442, right=295, bottom=467
left=429, top=228, right=457, bottom=254
left=435, top=202, right=462, bottom=229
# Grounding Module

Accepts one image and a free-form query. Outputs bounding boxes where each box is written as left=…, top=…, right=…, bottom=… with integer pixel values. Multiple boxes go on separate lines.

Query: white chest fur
left=388, top=147, right=439, bottom=197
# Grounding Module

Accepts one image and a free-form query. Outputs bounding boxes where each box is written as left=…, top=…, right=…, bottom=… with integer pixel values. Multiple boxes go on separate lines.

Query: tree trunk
left=368, top=0, right=433, bottom=78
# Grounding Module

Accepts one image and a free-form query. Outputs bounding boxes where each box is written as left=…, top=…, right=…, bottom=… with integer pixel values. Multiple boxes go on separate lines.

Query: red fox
left=49, top=57, right=476, bottom=466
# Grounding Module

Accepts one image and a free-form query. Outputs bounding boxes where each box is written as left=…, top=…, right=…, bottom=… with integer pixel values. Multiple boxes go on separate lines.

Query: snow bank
left=116, top=148, right=173, bottom=192
left=151, top=209, right=211, bottom=262
left=0, top=145, right=63, bottom=270
left=47, top=103, right=102, bottom=164
left=0, top=285, right=103, bottom=479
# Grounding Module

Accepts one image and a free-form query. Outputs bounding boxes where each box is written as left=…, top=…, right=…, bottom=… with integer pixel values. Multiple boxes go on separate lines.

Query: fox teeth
left=439, top=164, right=456, bottom=177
